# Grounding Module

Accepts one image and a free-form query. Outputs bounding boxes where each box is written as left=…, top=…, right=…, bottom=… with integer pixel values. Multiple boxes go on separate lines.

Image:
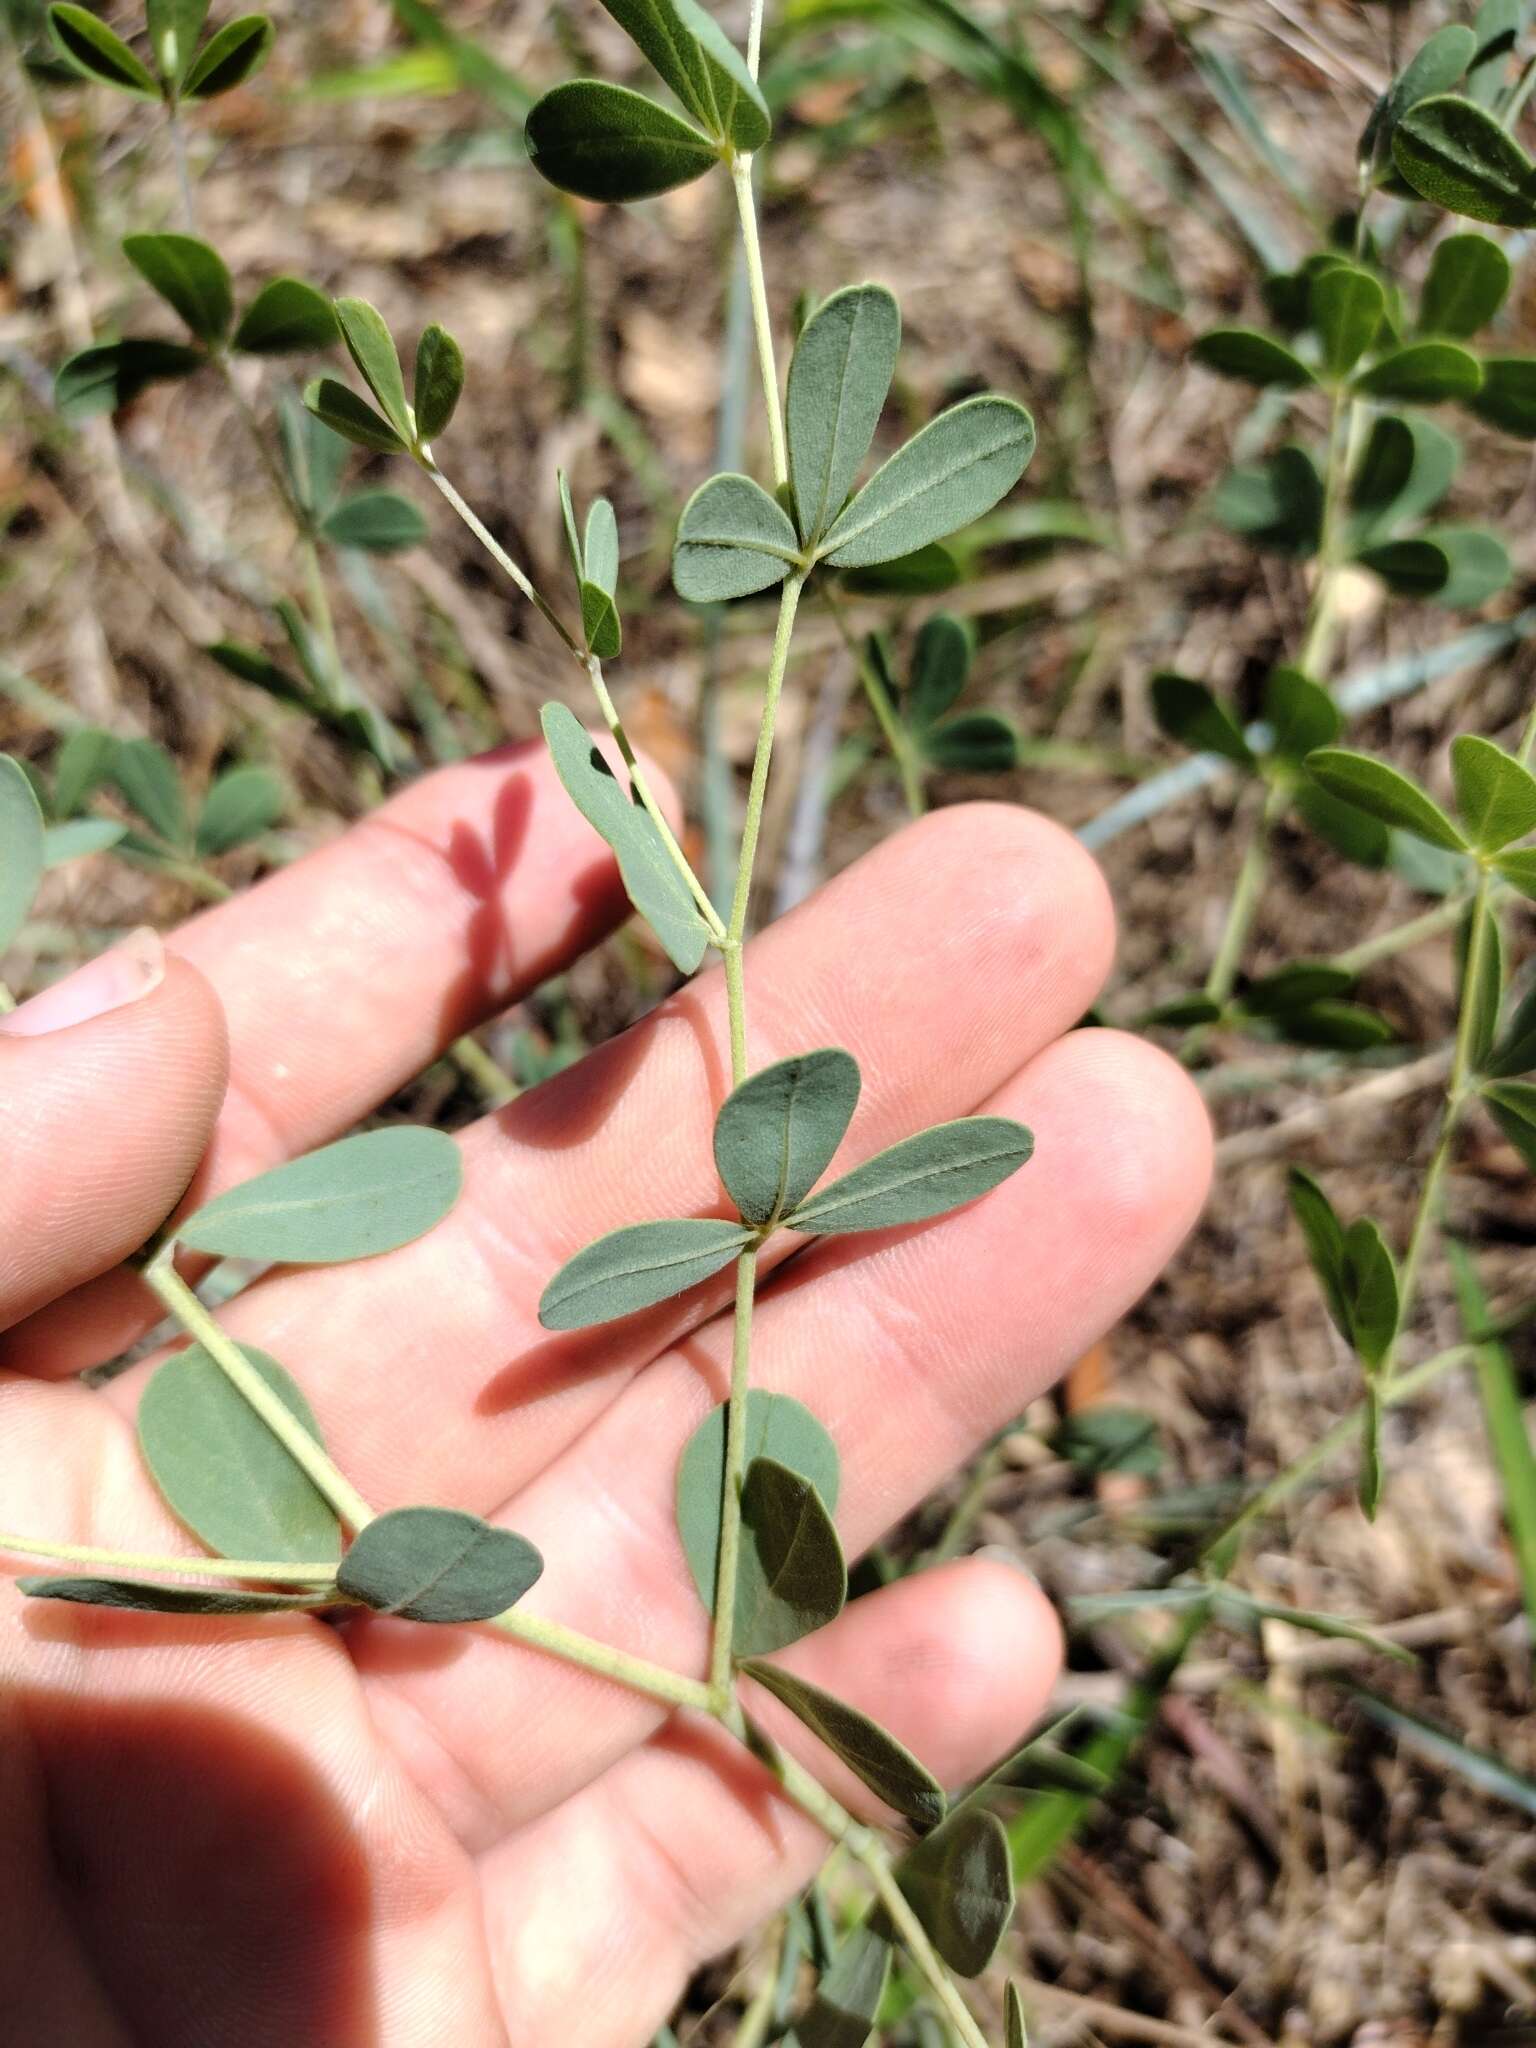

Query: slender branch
left=1203, top=782, right=1282, bottom=1005
left=710, top=1249, right=759, bottom=1702
left=1331, top=893, right=1470, bottom=974
left=1517, top=687, right=1536, bottom=769
left=0, top=1532, right=337, bottom=1582
left=166, top=100, right=197, bottom=232
left=728, top=574, right=804, bottom=952
left=825, top=589, right=925, bottom=817
left=746, top=0, right=767, bottom=78
left=729, top=155, right=788, bottom=491
left=420, top=459, right=582, bottom=657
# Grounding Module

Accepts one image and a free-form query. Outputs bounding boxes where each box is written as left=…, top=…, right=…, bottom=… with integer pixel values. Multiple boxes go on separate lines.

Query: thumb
left=0, top=930, right=228, bottom=1343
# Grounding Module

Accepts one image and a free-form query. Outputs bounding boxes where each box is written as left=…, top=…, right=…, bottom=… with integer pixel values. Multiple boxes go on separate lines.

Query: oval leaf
left=1470, top=356, right=1536, bottom=437
left=0, top=755, right=45, bottom=953
left=922, top=711, right=1019, bottom=773
left=302, top=376, right=406, bottom=454
left=602, top=0, right=770, bottom=149
left=177, top=1125, right=463, bottom=1264
left=1354, top=341, right=1482, bottom=403
left=111, top=737, right=187, bottom=847
left=47, top=3, right=159, bottom=94
left=334, top=297, right=413, bottom=441
left=820, top=396, right=1036, bottom=568
left=787, top=283, right=901, bottom=546
left=19, top=1576, right=329, bottom=1616
left=1419, top=232, right=1511, bottom=337
left=526, top=80, right=719, bottom=203
left=538, top=1216, right=751, bottom=1330
left=791, top=1929, right=891, bottom=2048
left=713, top=1048, right=862, bottom=1227
left=55, top=338, right=205, bottom=420
left=233, top=277, right=339, bottom=355
left=138, top=1343, right=342, bottom=1565
left=895, top=1807, right=1014, bottom=1977
left=123, top=232, right=231, bottom=346
left=786, top=1116, right=1033, bottom=1236
left=195, top=764, right=285, bottom=855
left=1304, top=749, right=1467, bottom=851
left=1191, top=327, right=1315, bottom=389
left=736, top=1456, right=847, bottom=1656
left=53, top=726, right=117, bottom=816
left=1424, top=525, right=1510, bottom=609
left=1486, top=979, right=1536, bottom=1079
left=1263, top=667, right=1341, bottom=764
left=1150, top=672, right=1255, bottom=770
left=1357, top=536, right=1452, bottom=598
left=1484, top=1079, right=1536, bottom=1168
left=741, top=1659, right=946, bottom=1826
left=907, top=613, right=971, bottom=727
left=1394, top=93, right=1536, bottom=226
left=676, top=1389, right=841, bottom=1618
left=1312, top=266, right=1384, bottom=378
left=180, top=12, right=273, bottom=98
left=1451, top=734, right=1536, bottom=851
left=673, top=472, right=801, bottom=602
left=147, top=0, right=210, bottom=90
left=321, top=489, right=429, bottom=553
left=413, top=323, right=464, bottom=443
left=584, top=497, right=620, bottom=597
left=337, top=1507, right=542, bottom=1622
left=540, top=701, right=711, bottom=972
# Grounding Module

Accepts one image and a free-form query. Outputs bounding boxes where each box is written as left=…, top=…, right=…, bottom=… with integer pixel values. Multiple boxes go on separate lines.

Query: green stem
left=420, top=460, right=582, bottom=657
left=301, top=534, right=342, bottom=695
left=729, top=154, right=788, bottom=491
left=586, top=655, right=727, bottom=942
left=140, top=1252, right=709, bottom=1709
left=214, top=355, right=304, bottom=529
left=826, top=590, right=925, bottom=817
left=710, top=1249, right=759, bottom=1703
left=727, top=574, right=803, bottom=950
left=1203, top=782, right=1281, bottom=1005
left=1331, top=893, right=1470, bottom=974
left=1517, top=689, right=1536, bottom=769
left=0, top=1532, right=337, bottom=1581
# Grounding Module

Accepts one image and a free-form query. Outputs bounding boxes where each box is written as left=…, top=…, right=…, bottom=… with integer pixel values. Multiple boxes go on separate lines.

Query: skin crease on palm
left=0, top=740, right=1212, bottom=2048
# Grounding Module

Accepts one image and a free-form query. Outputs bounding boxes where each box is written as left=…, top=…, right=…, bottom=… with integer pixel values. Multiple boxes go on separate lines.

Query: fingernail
left=0, top=929, right=164, bottom=1038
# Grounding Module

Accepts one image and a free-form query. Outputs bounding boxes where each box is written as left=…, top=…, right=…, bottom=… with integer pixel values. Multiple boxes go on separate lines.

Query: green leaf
left=52, top=726, right=115, bottom=816
left=1469, top=0, right=1522, bottom=105
left=1465, top=903, right=1505, bottom=1073
left=1190, top=327, right=1316, bottom=389
left=1051, top=1404, right=1162, bottom=1478
left=921, top=712, right=1019, bottom=773
left=137, top=1343, right=341, bottom=1565
left=1263, top=999, right=1395, bottom=1051
left=1418, top=232, right=1511, bottom=338
left=525, top=81, right=719, bottom=203
left=1149, top=672, right=1256, bottom=770
left=1304, top=749, right=1466, bottom=851
left=1352, top=415, right=1460, bottom=540
left=277, top=391, right=348, bottom=516
left=55, top=338, right=204, bottom=419
left=206, top=639, right=308, bottom=707
left=180, top=12, right=273, bottom=98
left=334, top=297, right=413, bottom=442
left=195, top=764, right=284, bottom=855
left=111, top=737, right=187, bottom=848
left=1494, top=847, right=1536, bottom=900
left=1393, top=93, right=1536, bottom=226
left=18, top=1576, right=328, bottom=1616
left=0, top=755, right=45, bottom=952
left=735, top=1456, right=847, bottom=1656
left=1485, top=1079, right=1536, bottom=1169
left=786, top=1116, right=1033, bottom=1236
left=413, top=323, right=463, bottom=443
left=1007, top=1982, right=1028, bottom=2048
left=540, top=701, right=712, bottom=972
left=579, top=581, right=622, bottom=660
left=673, top=472, right=801, bottom=603
left=1485, top=979, right=1536, bottom=1079
left=820, top=397, right=1035, bottom=568
left=1210, top=446, right=1323, bottom=557
left=906, top=613, right=971, bottom=727
left=1288, top=1165, right=1350, bottom=1336
left=1241, top=962, right=1357, bottom=1017
left=786, top=283, right=901, bottom=546
left=790, top=1929, right=891, bottom=2048
left=1137, top=992, right=1223, bottom=1030
left=599, top=0, right=769, bottom=149
left=178, top=1126, right=463, bottom=1264
left=1357, top=536, right=1453, bottom=598
left=1263, top=666, right=1341, bottom=765
left=838, top=542, right=959, bottom=596
left=676, top=1390, right=840, bottom=1618
left=1423, top=525, right=1511, bottom=608
left=1354, top=340, right=1482, bottom=403
left=43, top=818, right=126, bottom=866
left=1469, top=356, right=1536, bottom=436
left=895, top=1807, right=1014, bottom=1977
left=303, top=377, right=406, bottom=453
left=713, top=1049, right=861, bottom=1227
left=742, top=1659, right=946, bottom=1826
left=584, top=498, right=620, bottom=596
left=122, top=233, right=231, bottom=346
left=146, top=0, right=208, bottom=87
left=337, top=1506, right=542, bottom=1622
left=321, top=489, right=429, bottom=553
left=1312, top=265, right=1385, bottom=378
left=232, top=276, right=338, bottom=355
left=46, top=4, right=159, bottom=94
left=1350, top=1687, right=1536, bottom=1817
left=1450, top=734, right=1536, bottom=851
left=538, top=1216, right=751, bottom=1330
left=1294, top=781, right=1391, bottom=868
left=1342, top=1218, right=1399, bottom=1372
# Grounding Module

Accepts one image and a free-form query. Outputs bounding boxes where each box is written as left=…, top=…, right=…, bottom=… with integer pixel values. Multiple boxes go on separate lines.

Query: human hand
left=0, top=744, right=1209, bottom=2046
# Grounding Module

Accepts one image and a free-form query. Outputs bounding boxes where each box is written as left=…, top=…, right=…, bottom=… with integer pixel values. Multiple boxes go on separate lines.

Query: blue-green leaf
left=538, top=1216, right=752, bottom=1330
left=820, top=398, right=1035, bottom=568
left=787, top=284, right=901, bottom=546
left=673, top=472, right=801, bottom=602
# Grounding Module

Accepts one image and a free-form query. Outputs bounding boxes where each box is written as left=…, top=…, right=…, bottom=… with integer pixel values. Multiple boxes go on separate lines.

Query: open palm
left=0, top=743, right=1209, bottom=2046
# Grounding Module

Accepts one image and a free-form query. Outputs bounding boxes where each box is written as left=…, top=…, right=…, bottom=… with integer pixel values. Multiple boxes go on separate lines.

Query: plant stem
left=166, top=100, right=196, bottom=231
left=0, top=1532, right=337, bottom=1581
left=1331, top=893, right=1470, bottom=974
left=727, top=574, right=803, bottom=954
left=585, top=655, right=727, bottom=941
left=1517, top=688, right=1536, bottom=769
left=825, top=589, right=925, bottom=817
left=729, top=154, right=788, bottom=491
left=710, top=1249, right=759, bottom=1703
left=139, top=1251, right=709, bottom=1708
left=214, top=355, right=304, bottom=528
left=420, top=459, right=583, bottom=657
left=1203, top=782, right=1282, bottom=1005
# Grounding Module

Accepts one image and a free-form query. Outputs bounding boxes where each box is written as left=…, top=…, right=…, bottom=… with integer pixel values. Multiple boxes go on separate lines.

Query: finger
left=107, top=803, right=1115, bottom=1507
left=0, top=936, right=228, bottom=1337
left=476, top=1558, right=1062, bottom=2047
left=5, top=739, right=643, bottom=1375
left=359, top=1028, right=1210, bottom=1840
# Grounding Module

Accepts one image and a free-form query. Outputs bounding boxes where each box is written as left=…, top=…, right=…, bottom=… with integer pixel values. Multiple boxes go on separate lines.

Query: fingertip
left=1060, top=1027, right=1214, bottom=1254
